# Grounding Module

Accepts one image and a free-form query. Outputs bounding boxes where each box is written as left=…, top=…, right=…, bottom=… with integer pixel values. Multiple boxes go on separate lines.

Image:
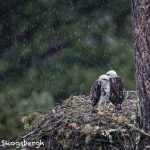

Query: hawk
left=106, top=70, right=125, bottom=111
left=90, top=75, right=110, bottom=112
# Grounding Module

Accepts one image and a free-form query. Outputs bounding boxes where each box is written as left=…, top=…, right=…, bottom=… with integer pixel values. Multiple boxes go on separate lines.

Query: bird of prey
left=90, top=75, right=110, bottom=112
left=106, top=70, right=125, bottom=111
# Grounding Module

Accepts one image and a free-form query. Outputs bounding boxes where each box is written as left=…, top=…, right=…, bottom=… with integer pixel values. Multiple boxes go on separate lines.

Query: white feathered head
left=98, top=74, right=110, bottom=81
left=106, top=70, right=118, bottom=78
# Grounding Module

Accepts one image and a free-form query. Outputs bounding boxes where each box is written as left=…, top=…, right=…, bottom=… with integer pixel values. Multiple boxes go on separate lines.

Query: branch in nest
left=127, top=124, right=150, bottom=137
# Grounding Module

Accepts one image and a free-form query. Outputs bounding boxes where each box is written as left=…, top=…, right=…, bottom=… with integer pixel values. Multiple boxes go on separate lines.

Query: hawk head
left=106, top=70, right=117, bottom=78
left=98, top=75, right=110, bottom=86
left=99, top=74, right=109, bottom=81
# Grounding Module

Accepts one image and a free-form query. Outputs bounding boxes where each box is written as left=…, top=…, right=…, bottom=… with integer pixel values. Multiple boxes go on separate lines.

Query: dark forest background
left=0, top=0, right=134, bottom=140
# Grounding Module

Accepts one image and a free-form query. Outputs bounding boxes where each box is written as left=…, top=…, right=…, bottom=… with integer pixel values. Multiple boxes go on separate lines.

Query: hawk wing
left=90, top=80, right=101, bottom=107
left=109, top=76, right=125, bottom=107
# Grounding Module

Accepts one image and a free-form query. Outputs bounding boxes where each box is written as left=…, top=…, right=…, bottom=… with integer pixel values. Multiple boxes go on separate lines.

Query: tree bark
left=131, top=0, right=150, bottom=133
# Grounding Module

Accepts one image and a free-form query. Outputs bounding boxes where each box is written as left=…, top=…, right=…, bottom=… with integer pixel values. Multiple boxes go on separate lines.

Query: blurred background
left=0, top=0, right=135, bottom=140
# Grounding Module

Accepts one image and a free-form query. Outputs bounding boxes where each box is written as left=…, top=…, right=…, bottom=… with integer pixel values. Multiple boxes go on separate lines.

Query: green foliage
left=0, top=0, right=135, bottom=140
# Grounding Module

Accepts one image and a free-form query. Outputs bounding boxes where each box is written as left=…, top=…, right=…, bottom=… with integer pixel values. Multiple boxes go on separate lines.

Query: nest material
left=2, top=91, right=141, bottom=150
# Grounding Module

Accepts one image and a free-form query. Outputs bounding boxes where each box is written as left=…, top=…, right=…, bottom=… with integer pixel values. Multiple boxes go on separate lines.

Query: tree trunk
left=131, top=0, right=150, bottom=133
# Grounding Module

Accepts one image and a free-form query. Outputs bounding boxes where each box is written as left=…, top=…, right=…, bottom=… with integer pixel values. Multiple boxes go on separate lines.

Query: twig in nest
left=143, top=145, right=150, bottom=150
left=48, top=115, right=66, bottom=126
left=126, top=124, right=150, bottom=137
left=22, top=130, right=36, bottom=139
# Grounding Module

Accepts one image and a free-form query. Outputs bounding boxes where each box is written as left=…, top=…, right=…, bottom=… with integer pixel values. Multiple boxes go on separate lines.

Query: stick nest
left=3, top=91, right=141, bottom=150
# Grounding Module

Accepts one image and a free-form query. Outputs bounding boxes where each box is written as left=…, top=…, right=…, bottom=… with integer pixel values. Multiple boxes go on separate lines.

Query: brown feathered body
left=90, top=80, right=101, bottom=107
left=109, top=76, right=125, bottom=110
